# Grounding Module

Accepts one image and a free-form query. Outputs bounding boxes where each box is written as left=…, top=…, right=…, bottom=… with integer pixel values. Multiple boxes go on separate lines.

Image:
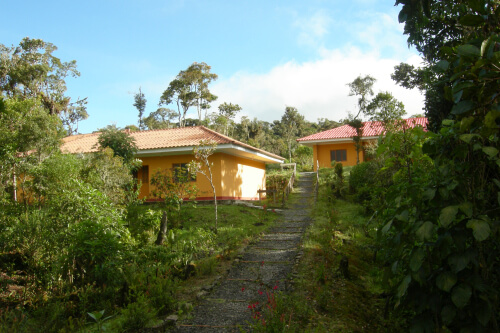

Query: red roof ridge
left=297, top=117, right=428, bottom=142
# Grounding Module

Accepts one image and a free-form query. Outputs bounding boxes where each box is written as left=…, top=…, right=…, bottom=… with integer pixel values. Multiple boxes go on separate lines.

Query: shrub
left=119, top=295, right=157, bottom=332
left=349, top=161, right=377, bottom=194
left=333, top=162, right=343, bottom=180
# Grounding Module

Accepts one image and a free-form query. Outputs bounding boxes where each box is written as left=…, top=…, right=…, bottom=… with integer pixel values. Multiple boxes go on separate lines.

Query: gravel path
left=173, top=172, right=315, bottom=332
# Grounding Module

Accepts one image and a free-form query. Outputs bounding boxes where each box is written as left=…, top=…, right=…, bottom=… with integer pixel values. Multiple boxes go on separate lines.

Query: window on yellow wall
left=330, top=150, right=347, bottom=162
left=172, top=163, right=196, bottom=182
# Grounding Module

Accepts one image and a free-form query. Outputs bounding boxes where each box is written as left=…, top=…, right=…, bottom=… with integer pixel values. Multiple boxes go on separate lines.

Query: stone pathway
left=173, top=172, right=315, bottom=332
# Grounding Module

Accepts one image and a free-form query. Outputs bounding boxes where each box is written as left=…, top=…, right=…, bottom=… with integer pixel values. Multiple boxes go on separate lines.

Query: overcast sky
left=1, top=0, right=425, bottom=133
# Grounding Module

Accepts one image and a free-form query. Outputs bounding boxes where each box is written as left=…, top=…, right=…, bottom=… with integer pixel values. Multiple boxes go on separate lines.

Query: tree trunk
left=12, top=171, right=17, bottom=202
left=155, top=211, right=168, bottom=245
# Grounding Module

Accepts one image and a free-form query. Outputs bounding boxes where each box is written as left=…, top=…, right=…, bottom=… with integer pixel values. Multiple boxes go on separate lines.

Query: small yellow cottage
left=61, top=126, right=284, bottom=201
left=297, top=117, right=427, bottom=170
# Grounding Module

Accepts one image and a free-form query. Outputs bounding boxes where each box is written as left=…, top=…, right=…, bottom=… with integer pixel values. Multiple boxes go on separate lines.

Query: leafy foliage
left=143, top=107, right=178, bottom=130
left=150, top=166, right=198, bottom=226
left=133, top=87, right=147, bottom=130
left=159, top=62, right=218, bottom=127
left=96, top=125, right=138, bottom=167
left=265, top=169, right=294, bottom=203
left=349, top=2, right=500, bottom=329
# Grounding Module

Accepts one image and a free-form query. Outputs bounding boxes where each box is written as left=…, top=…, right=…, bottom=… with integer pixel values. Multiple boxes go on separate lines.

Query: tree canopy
left=159, top=62, right=217, bottom=127
left=97, top=125, right=138, bottom=167
left=0, top=37, right=87, bottom=135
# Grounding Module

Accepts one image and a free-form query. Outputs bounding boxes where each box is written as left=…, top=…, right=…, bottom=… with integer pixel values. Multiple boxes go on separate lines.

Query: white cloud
left=210, top=8, right=425, bottom=124
left=293, top=10, right=332, bottom=48
left=212, top=46, right=425, bottom=124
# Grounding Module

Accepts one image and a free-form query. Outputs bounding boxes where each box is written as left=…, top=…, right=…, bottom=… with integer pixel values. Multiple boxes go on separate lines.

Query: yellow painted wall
left=312, top=141, right=375, bottom=170
left=221, top=155, right=266, bottom=200
left=138, top=152, right=265, bottom=201
left=314, top=142, right=358, bottom=169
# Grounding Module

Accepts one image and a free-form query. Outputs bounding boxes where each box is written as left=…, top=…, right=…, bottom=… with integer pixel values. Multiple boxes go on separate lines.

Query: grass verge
left=248, top=185, right=407, bottom=332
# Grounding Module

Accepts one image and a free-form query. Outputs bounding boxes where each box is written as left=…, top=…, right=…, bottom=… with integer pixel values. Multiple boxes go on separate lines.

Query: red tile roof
left=297, top=117, right=428, bottom=142
left=61, top=126, right=284, bottom=161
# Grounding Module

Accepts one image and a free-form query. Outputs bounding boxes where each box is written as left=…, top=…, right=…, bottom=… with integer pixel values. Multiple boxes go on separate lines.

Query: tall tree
left=144, top=107, right=178, bottom=130
left=159, top=62, right=217, bottom=127
left=0, top=97, right=65, bottom=202
left=347, top=75, right=376, bottom=118
left=346, top=75, right=376, bottom=164
left=280, top=106, right=304, bottom=163
left=61, top=97, right=88, bottom=135
left=188, top=62, right=218, bottom=122
left=0, top=38, right=83, bottom=116
left=365, top=91, right=406, bottom=129
left=218, top=102, right=242, bottom=135
left=133, top=87, right=147, bottom=130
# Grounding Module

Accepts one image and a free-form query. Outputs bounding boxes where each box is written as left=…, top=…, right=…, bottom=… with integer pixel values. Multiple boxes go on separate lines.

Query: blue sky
left=1, top=0, right=424, bottom=134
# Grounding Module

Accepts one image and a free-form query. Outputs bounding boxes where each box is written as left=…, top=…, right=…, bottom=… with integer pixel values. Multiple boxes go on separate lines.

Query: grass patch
left=253, top=185, right=407, bottom=332
left=0, top=202, right=278, bottom=332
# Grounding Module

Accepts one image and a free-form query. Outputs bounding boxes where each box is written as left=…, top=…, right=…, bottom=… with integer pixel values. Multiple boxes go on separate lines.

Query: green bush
left=126, top=205, right=162, bottom=245
left=348, top=161, right=377, bottom=194
left=333, top=162, right=343, bottom=180
left=119, top=295, right=157, bottom=332
left=145, top=275, right=178, bottom=315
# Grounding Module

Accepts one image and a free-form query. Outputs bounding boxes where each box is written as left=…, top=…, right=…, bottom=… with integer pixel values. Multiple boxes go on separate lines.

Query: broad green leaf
left=481, top=36, right=496, bottom=59
left=452, top=89, right=463, bottom=103
left=460, top=116, right=475, bottom=131
left=435, top=60, right=449, bottom=72
left=451, top=100, right=474, bottom=115
left=451, top=284, right=472, bottom=308
left=448, top=252, right=470, bottom=273
left=459, top=133, right=479, bottom=143
left=391, top=260, right=398, bottom=274
left=459, top=202, right=473, bottom=218
left=410, top=248, right=425, bottom=272
left=441, top=305, right=456, bottom=325
left=442, top=119, right=454, bottom=127
left=482, top=146, right=498, bottom=158
left=397, top=274, right=411, bottom=298
left=416, top=221, right=434, bottom=241
left=436, top=271, right=457, bottom=292
left=382, top=220, right=392, bottom=234
left=459, top=14, right=485, bottom=27
left=456, top=44, right=480, bottom=58
left=466, top=219, right=491, bottom=241
left=447, top=179, right=459, bottom=191
left=396, top=210, right=409, bottom=222
left=498, top=192, right=500, bottom=206
left=484, top=110, right=500, bottom=128
left=453, top=81, right=475, bottom=94
left=422, top=188, right=436, bottom=200
left=439, top=206, right=458, bottom=228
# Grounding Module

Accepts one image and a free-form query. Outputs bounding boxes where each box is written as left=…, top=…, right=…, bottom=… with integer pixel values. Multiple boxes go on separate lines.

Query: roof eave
left=297, top=136, right=380, bottom=145
left=135, top=143, right=284, bottom=164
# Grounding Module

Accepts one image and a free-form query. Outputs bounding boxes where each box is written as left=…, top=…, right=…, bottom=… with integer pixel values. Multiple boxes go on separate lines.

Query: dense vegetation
left=343, top=1, right=500, bottom=327
left=1, top=0, right=499, bottom=331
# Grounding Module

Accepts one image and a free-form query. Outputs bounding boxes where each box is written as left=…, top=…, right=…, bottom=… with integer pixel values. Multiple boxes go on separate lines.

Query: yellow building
left=61, top=126, right=284, bottom=201
left=297, top=117, right=428, bottom=170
